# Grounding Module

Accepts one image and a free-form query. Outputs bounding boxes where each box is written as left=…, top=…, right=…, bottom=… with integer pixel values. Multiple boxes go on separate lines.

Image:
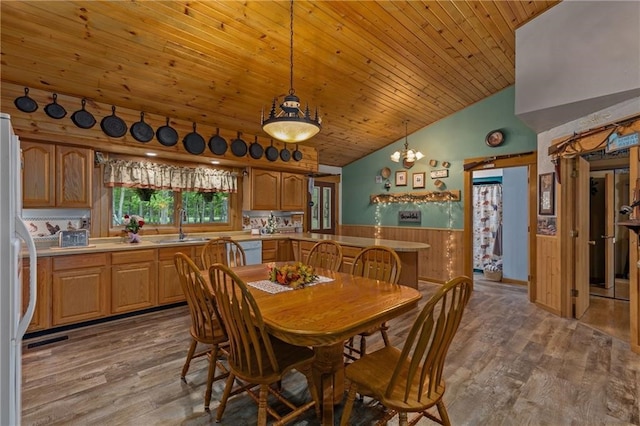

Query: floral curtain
left=473, top=183, right=503, bottom=270
left=103, top=159, right=237, bottom=193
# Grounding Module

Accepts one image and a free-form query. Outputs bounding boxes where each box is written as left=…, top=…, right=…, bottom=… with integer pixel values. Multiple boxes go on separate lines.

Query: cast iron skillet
left=265, top=140, right=278, bottom=162
left=44, top=93, right=66, bottom=119
left=130, top=112, right=154, bottom=143
left=249, top=136, right=264, bottom=159
left=208, top=128, right=227, bottom=155
left=292, top=144, right=303, bottom=161
left=14, top=87, right=38, bottom=113
left=71, top=98, right=96, bottom=129
left=280, top=145, right=291, bottom=162
left=156, top=117, right=178, bottom=146
left=101, top=106, right=127, bottom=138
left=230, top=132, right=247, bottom=157
left=183, top=123, right=205, bottom=155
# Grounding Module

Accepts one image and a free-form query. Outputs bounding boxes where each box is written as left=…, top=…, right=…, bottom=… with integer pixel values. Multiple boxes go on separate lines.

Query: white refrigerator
left=0, top=113, right=38, bottom=425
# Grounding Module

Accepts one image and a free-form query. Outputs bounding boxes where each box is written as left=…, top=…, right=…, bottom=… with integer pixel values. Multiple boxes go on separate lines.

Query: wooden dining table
left=216, top=263, right=422, bottom=426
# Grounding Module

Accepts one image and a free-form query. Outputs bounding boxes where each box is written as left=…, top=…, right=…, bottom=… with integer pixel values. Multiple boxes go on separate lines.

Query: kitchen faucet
left=178, top=208, right=187, bottom=240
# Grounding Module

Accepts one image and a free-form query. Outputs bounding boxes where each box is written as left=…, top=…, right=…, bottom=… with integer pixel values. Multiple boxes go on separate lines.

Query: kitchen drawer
left=53, top=253, right=108, bottom=271
left=111, top=249, right=156, bottom=265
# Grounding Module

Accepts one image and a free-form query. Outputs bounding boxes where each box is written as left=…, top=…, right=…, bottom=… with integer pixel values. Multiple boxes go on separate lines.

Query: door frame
left=463, top=152, right=537, bottom=300
left=306, top=174, right=340, bottom=234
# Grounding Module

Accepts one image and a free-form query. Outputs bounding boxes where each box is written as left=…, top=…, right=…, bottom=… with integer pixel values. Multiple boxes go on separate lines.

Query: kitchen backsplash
left=242, top=211, right=303, bottom=232
left=23, top=209, right=91, bottom=241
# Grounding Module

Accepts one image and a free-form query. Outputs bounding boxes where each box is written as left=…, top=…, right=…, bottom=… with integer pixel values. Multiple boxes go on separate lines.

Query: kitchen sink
left=153, top=237, right=211, bottom=244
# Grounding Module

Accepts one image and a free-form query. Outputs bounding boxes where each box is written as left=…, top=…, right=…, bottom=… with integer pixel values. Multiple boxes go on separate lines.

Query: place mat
left=247, top=275, right=334, bottom=294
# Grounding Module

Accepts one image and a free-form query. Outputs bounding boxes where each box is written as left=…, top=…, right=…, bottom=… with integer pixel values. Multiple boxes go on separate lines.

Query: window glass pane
left=182, top=191, right=229, bottom=224
left=311, top=187, right=320, bottom=230
left=322, top=187, right=332, bottom=229
left=112, top=188, right=174, bottom=226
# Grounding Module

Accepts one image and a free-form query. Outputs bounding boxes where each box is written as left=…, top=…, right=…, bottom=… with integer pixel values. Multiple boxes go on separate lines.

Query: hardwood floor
left=22, top=279, right=640, bottom=425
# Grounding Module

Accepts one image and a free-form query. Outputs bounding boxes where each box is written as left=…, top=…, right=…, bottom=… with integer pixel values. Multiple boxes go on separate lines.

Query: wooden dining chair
left=174, top=253, right=229, bottom=411
left=340, top=276, right=473, bottom=426
left=201, top=237, right=246, bottom=269
left=306, top=240, right=343, bottom=271
left=208, top=263, right=320, bottom=426
left=344, top=245, right=402, bottom=361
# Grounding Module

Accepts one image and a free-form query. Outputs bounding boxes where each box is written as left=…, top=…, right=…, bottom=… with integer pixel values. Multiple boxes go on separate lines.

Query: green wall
left=342, top=86, right=537, bottom=229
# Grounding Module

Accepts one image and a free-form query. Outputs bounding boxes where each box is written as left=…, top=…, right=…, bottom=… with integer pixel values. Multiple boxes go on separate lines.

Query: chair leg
left=181, top=339, right=197, bottom=380
left=299, top=364, right=321, bottom=420
left=359, top=334, right=367, bottom=357
left=339, top=383, right=358, bottom=426
left=398, top=411, right=408, bottom=426
left=204, top=345, right=219, bottom=411
left=216, top=372, right=235, bottom=422
left=257, top=384, right=269, bottom=426
left=436, top=400, right=451, bottom=426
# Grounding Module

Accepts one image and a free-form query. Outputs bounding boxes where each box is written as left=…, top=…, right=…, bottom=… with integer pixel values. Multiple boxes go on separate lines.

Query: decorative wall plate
left=485, top=130, right=505, bottom=147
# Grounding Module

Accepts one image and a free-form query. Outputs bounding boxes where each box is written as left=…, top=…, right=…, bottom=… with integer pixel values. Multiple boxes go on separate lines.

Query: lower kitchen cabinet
left=158, top=246, right=192, bottom=305
left=111, top=250, right=156, bottom=313
left=262, top=240, right=278, bottom=263
left=22, top=257, right=51, bottom=332
left=51, top=253, right=109, bottom=326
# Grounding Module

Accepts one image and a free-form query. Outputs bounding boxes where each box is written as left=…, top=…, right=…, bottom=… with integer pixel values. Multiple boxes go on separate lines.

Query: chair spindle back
left=351, top=245, right=402, bottom=284
left=306, top=240, right=343, bottom=271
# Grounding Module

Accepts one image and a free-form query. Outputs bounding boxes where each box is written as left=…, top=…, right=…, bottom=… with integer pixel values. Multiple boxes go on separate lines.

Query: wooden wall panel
left=535, top=235, right=561, bottom=315
left=339, top=224, right=464, bottom=283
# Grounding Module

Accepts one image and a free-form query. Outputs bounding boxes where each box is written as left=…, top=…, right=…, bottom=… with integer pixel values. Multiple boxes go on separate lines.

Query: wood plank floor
left=21, top=279, right=640, bottom=425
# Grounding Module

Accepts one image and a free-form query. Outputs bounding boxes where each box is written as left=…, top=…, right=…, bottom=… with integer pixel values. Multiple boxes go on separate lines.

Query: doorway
left=588, top=168, right=631, bottom=301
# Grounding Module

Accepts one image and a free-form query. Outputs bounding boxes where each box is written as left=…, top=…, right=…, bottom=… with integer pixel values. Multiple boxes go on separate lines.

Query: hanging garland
left=370, top=190, right=460, bottom=204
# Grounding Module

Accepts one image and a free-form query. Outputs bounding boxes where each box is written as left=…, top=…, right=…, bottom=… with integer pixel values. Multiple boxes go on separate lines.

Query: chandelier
left=262, top=0, right=321, bottom=143
left=390, top=121, right=424, bottom=168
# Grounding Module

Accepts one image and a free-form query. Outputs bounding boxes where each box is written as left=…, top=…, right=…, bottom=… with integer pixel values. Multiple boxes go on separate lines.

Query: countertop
left=33, top=231, right=430, bottom=257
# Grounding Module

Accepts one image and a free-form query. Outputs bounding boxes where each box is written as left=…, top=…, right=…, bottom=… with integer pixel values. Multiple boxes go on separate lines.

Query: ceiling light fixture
left=261, top=0, right=321, bottom=143
left=390, top=121, right=424, bottom=169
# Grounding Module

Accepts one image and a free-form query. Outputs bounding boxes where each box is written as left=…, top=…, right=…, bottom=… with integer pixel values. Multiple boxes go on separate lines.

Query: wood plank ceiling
left=0, top=1, right=559, bottom=167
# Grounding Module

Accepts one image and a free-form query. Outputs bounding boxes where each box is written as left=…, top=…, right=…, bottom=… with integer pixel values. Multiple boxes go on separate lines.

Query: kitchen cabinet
left=340, top=246, right=362, bottom=274
left=262, top=240, right=278, bottom=263
left=51, top=253, right=109, bottom=326
left=22, top=142, right=92, bottom=208
left=243, top=169, right=306, bottom=211
left=157, top=246, right=192, bottom=304
left=111, top=250, right=156, bottom=313
left=262, top=239, right=294, bottom=263
left=22, top=257, right=51, bottom=332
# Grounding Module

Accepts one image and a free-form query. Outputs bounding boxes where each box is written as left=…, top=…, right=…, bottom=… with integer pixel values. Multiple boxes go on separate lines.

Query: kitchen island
left=26, top=232, right=429, bottom=334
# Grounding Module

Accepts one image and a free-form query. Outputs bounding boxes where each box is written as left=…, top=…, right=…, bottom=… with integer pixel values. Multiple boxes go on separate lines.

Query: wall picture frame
left=412, top=172, right=425, bottom=189
left=539, top=172, right=555, bottom=215
left=395, top=170, right=407, bottom=186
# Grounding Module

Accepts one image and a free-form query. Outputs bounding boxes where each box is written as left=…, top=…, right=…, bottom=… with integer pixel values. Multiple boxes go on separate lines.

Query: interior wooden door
left=575, top=157, right=590, bottom=318
left=307, top=181, right=336, bottom=234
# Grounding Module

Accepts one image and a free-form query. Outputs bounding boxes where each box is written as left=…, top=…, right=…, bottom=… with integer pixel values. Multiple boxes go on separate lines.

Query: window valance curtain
left=104, top=159, right=237, bottom=193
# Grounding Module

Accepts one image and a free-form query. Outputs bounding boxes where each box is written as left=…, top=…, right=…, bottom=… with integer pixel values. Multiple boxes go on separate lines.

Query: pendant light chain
left=289, top=0, right=295, bottom=96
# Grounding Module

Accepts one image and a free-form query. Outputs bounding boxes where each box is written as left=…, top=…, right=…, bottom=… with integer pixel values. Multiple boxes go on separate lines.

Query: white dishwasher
left=239, top=240, right=262, bottom=265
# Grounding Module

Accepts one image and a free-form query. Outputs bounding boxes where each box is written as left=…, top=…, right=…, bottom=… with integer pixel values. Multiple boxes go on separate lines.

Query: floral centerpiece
left=267, top=262, right=318, bottom=289
left=123, top=214, right=144, bottom=243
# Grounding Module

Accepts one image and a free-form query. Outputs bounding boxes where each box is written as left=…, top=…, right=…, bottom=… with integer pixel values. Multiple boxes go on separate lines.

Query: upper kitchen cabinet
left=22, top=142, right=92, bottom=208
left=243, top=169, right=306, bottom=211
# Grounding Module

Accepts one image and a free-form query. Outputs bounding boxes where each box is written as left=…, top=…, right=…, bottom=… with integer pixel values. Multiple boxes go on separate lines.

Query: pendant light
left=261, top=0, right=321, bottom=143
left=390, top=121, right=424, bottom=169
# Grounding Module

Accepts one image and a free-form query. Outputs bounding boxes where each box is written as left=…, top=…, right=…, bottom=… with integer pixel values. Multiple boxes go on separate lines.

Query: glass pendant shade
left=390, top=122, right=424, bottom=168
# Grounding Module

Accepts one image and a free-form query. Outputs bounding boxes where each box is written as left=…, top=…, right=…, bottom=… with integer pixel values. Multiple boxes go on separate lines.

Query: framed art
left=539, top=172, right=555, bottom=215
left=395, top=170, right=407, bottom=186
left=412, top=172, right=425, bottom=189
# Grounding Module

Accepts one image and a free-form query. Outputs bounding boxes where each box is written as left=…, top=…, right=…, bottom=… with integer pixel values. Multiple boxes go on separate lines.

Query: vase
left=128, top=232, right=141, bottom=243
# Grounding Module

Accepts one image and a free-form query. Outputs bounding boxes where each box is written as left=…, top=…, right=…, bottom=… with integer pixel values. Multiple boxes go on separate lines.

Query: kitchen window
left=111, top=188, right=228, bottom=227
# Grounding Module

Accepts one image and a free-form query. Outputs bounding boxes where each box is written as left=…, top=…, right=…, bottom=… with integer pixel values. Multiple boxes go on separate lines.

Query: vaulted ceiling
left=0, top=1, right=559, bottom=167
